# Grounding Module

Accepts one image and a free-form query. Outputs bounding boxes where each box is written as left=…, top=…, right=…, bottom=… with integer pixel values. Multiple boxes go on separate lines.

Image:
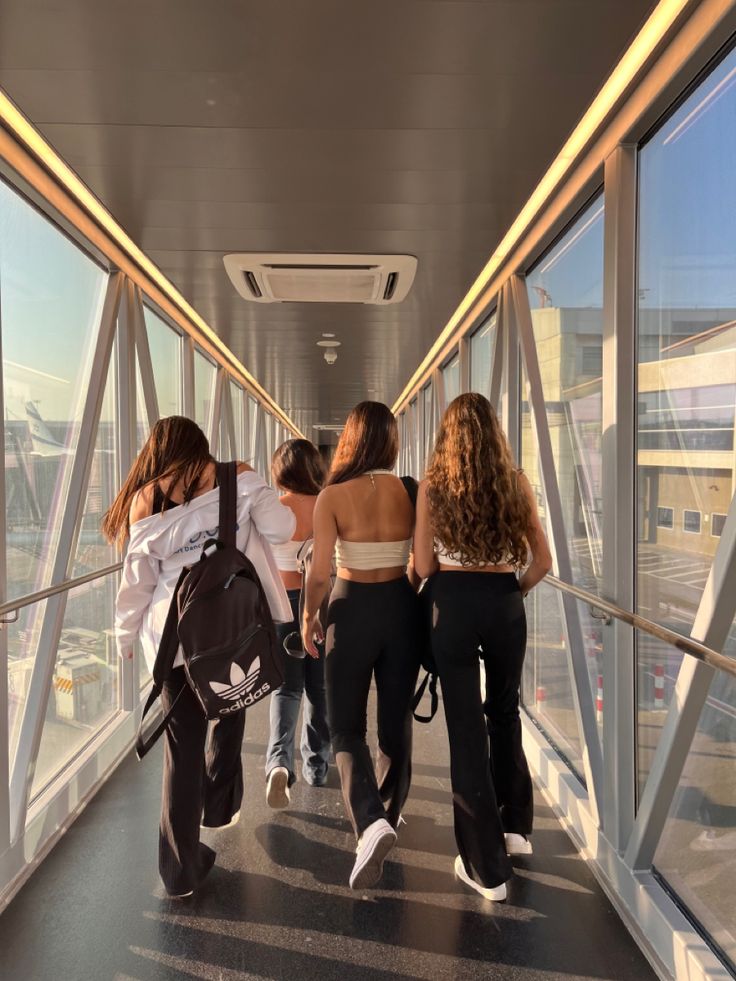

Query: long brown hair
left=102, top=416, right=214, bottom=547
left=272, top=439, right=325, bottom=495
left=425, top=393, right=530, bottom=567
left=327, top=401, right=398, bottom=485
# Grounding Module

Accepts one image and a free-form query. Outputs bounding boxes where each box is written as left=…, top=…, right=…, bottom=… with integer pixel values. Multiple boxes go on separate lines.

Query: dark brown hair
left=327, top=401, right=398, bottom=485
left=272, top=439, right=326, bottom=495
left=102, top=416, right=213, bottom=547
left=425, top=393, right=531, bottom=567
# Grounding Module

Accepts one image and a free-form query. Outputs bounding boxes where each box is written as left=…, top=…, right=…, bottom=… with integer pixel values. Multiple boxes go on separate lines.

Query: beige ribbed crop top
left=271, top=539, right=306, bottom=573
left=334, top=469, right=411, bottom=570
left=435, top=540, right=515, bottom=568
left=335, top=538, right=412, bottom=571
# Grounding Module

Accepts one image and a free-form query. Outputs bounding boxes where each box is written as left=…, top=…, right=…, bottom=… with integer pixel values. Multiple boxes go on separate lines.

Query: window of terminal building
left=683, top=509, right=701, bottom=534
left=711, top=512, right=727, bottom=537
left=656, top=506, right=674, bottom=529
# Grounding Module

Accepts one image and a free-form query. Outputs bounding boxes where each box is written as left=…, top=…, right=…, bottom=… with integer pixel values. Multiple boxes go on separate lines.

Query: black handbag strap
left=216, top=461, right=238, bottom=548
left=412, top=670, right=438, bottom=723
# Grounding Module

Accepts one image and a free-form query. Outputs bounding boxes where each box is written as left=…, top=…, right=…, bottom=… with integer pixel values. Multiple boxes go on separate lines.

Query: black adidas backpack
left=135, top=461, right=283, bottom=759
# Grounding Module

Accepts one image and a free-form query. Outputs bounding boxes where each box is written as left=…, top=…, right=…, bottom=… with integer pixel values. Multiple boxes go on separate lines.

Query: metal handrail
left=0, top=562, right=123, bottom=621
left=546, top=574, right=736, bottom=679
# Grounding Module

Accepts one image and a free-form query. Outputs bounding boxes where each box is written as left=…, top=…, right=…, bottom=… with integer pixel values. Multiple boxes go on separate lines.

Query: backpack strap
left=216, top=461, right=238, bottom=548
left=135, top=564, right=189, bottom=760
left=412, top=670, right=438, bottom=723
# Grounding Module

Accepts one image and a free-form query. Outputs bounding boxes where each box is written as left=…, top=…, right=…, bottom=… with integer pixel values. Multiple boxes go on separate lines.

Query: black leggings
left=325, top=576, right=420, bottom=836
left=430, top=571, right=532, bottom=888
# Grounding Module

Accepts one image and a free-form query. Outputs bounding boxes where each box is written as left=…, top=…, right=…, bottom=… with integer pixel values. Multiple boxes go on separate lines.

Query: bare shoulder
left=130, top=483, right=155, bottom=523
left=236, top=461, right=254, bottom=475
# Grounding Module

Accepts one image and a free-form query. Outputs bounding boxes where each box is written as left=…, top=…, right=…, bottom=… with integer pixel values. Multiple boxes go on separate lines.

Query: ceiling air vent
left=223, top=253, right=417, bottom=305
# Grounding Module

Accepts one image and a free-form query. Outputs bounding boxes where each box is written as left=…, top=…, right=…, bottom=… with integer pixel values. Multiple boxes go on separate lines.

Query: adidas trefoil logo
left=210, top=659, right=260, bottom=701
left=209, top=659, right=270, bottom=714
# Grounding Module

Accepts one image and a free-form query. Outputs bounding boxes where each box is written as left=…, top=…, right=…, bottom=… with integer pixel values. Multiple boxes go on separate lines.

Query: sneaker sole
left=454, top=856, right=507, bottom=902
left=201, top=810, right=240, bottom=831
left=504, top=836, right=533, bottom=856
left=350, top=827, right=397, bottom=890
left=266, top=770, right=290, bottom=809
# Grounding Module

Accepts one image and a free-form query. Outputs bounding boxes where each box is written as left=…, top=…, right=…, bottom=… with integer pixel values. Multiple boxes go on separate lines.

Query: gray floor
left=0, top=697, right=656, bottom=981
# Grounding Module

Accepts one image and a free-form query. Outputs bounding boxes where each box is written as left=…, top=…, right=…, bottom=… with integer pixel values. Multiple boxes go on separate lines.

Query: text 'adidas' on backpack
left=136, top=461, right=283, bottom=759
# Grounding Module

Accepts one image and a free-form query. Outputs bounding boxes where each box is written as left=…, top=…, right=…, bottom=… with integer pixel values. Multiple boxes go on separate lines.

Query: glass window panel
left=194, top=349, right=216, bottom=435
left=525, top=194, right=605, bottom=595
left=442, top=354, right=460, bottom=406
left=31, top=574, right=120, bottom=798
left=520, top=579, right=585, bottom=780
left=470, top=313, right=496, bottom=400
left=520, top=361, right=549, bottom=540
left=637, top=44, right=736, bottom=665
left=8, top=599, right=47, bottom=764
left=1, top=179, right=108, bottom=601
left=71, top=360, right=118, bottom=578
left=143, top=306, right=181, bottom=417
left=649, top=645, right=736, bottom=973
left=657, top=506, right=674, bottom=530
left=230, top=382, right=245, bottom=457
left=712, top=513, right=727, bottom=537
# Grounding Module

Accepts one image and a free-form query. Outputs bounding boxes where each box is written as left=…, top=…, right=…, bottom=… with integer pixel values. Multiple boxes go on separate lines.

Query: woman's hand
left=119, top=650, right=134, bottom=660
left=301, top=613, right=324, bottom=659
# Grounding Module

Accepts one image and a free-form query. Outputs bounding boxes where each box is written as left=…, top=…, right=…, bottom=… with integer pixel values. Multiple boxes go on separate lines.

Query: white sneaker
left=201, top=810, right=240, bottom=831
left=349, top=818, right=397, bottom=890
left=454, top=855, right=507, bottom=902
left=266, top=767, right=290, bottom=809
left=504, top=833, right=532, bottom=856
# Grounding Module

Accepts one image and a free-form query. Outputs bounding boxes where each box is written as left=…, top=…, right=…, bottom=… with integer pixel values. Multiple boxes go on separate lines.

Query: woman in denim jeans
left=265, top=439, right=331, bottom=808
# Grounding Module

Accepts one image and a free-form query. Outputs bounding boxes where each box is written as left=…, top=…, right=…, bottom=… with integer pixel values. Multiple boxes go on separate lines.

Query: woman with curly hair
left=414, top=392, right=551, bottom=903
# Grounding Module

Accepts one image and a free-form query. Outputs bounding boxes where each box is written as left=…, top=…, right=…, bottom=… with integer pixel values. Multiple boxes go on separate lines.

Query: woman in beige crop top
left=301, top=401, right=420, bottom=892
left=415, top=393, right=551, bottom=904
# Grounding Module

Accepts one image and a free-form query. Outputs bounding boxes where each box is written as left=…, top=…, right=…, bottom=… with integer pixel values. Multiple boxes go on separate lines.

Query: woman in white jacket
left=104, top=415, right=295, bottom=898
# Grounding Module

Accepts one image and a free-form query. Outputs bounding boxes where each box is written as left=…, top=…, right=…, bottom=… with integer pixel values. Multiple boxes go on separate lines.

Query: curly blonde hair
left=425, top=393, right=530, bottom=567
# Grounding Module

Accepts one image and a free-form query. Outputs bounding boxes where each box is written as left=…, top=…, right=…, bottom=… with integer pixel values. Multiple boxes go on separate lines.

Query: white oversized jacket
left=115, top=469, right=296, bottom=673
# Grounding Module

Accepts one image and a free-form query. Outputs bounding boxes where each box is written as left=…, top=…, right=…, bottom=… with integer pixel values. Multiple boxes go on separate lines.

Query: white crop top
left=436, top=540, right=516, bottom=568
left=335, top=538, right=412, bottom=571
left=271, top=539, right=306, bottom=573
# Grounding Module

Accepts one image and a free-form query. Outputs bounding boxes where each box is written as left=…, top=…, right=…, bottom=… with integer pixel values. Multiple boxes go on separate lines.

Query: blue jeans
left=266, top=589, right=331, bottom=786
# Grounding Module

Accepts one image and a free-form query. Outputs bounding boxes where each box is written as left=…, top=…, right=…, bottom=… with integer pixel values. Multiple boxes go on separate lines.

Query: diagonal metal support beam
left=131, top=286, right=159, bottom=426
left=182, top=335, right=195, bottom=421
left=209, top=367, right=225, bottom=450
left=511, top=273, right=604, bottom=821
left=116, top=277, right=138, bottom=712
left=499, top=280, right=519, bottom=456
left=625, top=489, right=736, bottom=870
left=9, top=272, right=123, bottom=841
left=488, top=306, right=504, bottom=412
left=221, top=375, right=236, bottom=461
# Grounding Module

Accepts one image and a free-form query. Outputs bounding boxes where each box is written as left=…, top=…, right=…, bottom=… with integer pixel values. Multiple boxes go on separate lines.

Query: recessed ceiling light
left=322, top=332, right=335, bottom=338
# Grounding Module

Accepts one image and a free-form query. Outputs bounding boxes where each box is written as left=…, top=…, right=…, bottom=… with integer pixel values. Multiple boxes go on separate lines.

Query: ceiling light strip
left=0, top=90, right=303, bottom=437
left=391, top=0, right=691, bottom=415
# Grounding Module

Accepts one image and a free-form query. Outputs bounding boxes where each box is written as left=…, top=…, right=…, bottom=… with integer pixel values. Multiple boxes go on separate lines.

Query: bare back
left=278, top=491, right=317, bottom=590
left=314, top=473, right=414, bottom=583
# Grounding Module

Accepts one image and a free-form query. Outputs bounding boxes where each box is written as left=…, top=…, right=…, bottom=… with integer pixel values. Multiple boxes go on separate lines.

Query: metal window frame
left=511, top=272, right=605, bottom=818
left=8, top=272, right=123, bottom=842
left=601, top=146, right=637, bottom=850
